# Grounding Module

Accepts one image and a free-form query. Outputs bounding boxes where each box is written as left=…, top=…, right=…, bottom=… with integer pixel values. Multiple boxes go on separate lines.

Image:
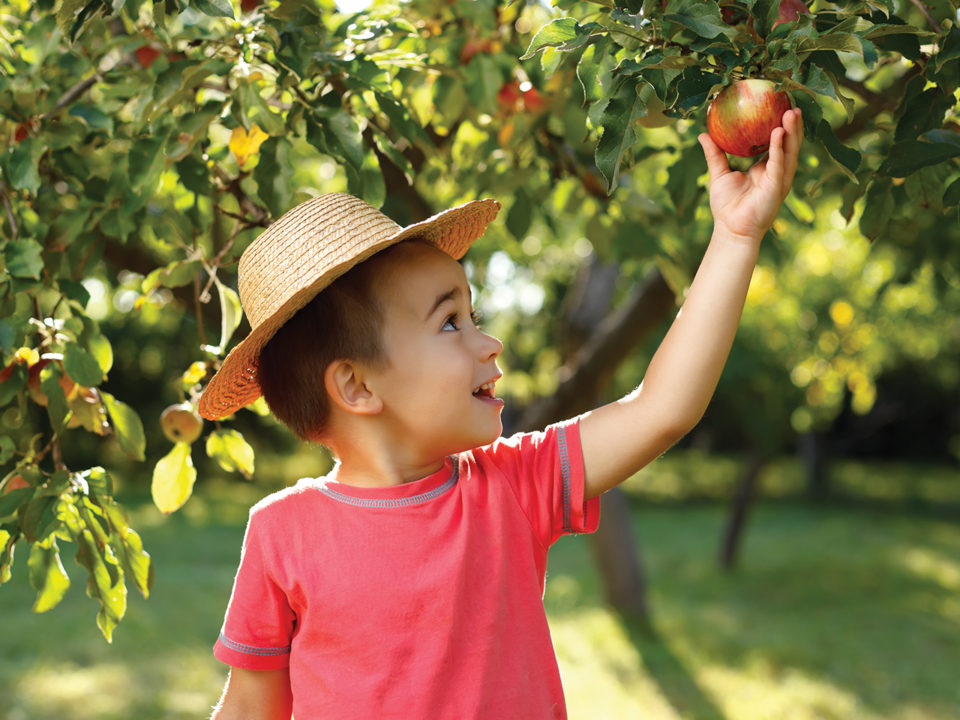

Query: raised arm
left=579, top=108, right=803, bottom=500
left=211, top=667, right=293, bottom=720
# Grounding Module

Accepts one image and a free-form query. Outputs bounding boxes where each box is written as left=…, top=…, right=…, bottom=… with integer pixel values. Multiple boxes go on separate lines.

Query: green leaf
left=63, top=343, right=104, bottom=387
left=201, top=278, right=242, bottom=356
left=521, top=18, right=600, bottom=59
left=879, top=141, right=960, bottom=178
left=5, top=138, right=42, bottom=193
left=904, top=165, right=950, bottom=213
left=176, top=155, right=210, bottom=195
left=935, top=27, right=960, bottom=72
left=69, top=104, right=113, bottom=134
left=191, top=0, right=233, bottom=18
left=141, top=260, right=203, bottom=294
left=205, top=428, right=255, bottom=479
left=87, top=333, right=113, bottom=376
left=0, top=529, right=15, bottom=584
left=75, top=528, right=126, bottom=642
left=665, top=142, right=707, bottom=222
left=55, top=0, right=86, bottom=36
left=3, top=239, right=44, bottom=279
left=576, top=40, right=616, bottom=107
left=943, top=177, right=960, bottom=207
left=750, top=0, right=780, bottom=38
left=102, top=392, right=146, bottom=461
left=345, top=149, right=385, bottom=208
left=0, top=487, right=32, bottom=523
left=103, top=502, right=153, bottom=597
left=253, top=138, right=294, bottom=217
left=151, top=441, right=196, bottom=514
left=41, top=372, right=70, bottom=431
left=28, top=538, right=71, bottom=613
left=665, top=1, right=734, bottom=40
left=796, top=33, right=864, bottom=58
left=859, top=179, right=893, bottom=241
left=816, top=119, right=860, bottom=181
left=506, top=189, right=533, bottom=241
left=320, top=109, right=364, bottom=170
left=0, top=436, right=14, bottom=464
left=595, top=80, right=647, bottom=194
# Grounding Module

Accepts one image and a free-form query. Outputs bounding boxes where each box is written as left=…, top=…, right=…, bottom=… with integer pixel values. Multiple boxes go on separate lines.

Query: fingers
left=780, top=108, right=803, bottom=198
left=697, top=133, right=731, bottom=182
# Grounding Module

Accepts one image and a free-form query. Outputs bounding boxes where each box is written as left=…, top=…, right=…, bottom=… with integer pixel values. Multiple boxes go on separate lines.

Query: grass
left=2, top=452, right=959, bottom=720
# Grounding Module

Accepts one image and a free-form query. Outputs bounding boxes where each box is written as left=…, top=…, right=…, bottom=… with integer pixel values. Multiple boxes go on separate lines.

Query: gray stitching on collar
left=319, top=460, right=459, bottom=508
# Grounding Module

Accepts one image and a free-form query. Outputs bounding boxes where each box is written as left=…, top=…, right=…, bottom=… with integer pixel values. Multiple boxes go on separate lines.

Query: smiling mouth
left=473, top=380, right=497, bottom=399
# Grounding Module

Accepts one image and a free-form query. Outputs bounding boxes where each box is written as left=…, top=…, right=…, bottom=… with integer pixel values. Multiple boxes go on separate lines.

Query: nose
left=475, top=327, right=503, bottom=362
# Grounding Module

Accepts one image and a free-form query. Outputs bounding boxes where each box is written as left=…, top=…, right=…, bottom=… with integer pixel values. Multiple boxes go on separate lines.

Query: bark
left=718, top=451, right=767, bottom=572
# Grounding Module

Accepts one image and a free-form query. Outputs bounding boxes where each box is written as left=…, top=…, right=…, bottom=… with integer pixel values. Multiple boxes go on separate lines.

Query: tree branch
left=41, top=75, right=100, bottom=121
left=910, top=0, right=942, bottom=34
left=512, top=268, right=676, bottom=432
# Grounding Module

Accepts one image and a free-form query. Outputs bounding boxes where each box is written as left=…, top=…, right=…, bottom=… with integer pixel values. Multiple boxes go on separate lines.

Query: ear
left=324, top=360, right=383, bottom=416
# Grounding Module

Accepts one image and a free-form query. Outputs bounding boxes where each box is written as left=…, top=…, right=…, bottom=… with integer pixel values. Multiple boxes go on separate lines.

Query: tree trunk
left=799, top=431, right=830, bottom=503
left=590, top=487, right=650, bottom=620
left=718, top=451, right=766, bottom=572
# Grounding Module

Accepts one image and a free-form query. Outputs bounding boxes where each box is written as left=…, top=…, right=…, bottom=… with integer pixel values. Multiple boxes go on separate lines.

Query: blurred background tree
left=1, top=0, right=958, bottom=639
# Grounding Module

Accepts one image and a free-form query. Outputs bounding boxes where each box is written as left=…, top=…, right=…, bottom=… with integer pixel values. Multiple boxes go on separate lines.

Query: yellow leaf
left=229, top=124, right=270, bottom=167
left=181, top=361, right=208, bottom=390
left=151, top=441, right=196, bottom=514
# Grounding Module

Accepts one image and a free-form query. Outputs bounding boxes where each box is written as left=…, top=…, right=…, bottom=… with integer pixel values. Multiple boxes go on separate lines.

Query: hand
left=697, top=107, right=803, bottom=245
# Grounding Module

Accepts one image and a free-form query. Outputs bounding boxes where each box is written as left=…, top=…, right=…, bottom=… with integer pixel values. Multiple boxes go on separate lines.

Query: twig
left=41, top=75, right=99, bottom=121
left=194, top=273, right=207, bottom=347
left=910, top=0, right=942, bottom=34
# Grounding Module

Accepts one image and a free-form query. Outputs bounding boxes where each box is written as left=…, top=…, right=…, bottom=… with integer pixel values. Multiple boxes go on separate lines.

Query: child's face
left=365, top=242, right=504, bottom=458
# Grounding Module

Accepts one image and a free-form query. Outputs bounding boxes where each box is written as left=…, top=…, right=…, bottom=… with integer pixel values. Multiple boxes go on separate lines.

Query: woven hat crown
left=198, top=192, right=500, bottom=420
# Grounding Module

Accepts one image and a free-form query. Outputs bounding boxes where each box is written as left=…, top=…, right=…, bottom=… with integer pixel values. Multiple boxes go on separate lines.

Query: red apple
left=14, top=124, right=28, bottom=142
left=522, top=86, right=546, bottom=114
left=497, top=81, right=522, bottom=112
left=240, top=0, right=260, bottom=12
left=135, top=46, right=162, bottom=69
left=706, top=79, right=791, bottom=157
left=773, top=0, right=809, bottom=27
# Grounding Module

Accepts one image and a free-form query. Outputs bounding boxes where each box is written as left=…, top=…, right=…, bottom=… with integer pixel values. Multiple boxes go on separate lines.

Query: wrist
left=711, top=222, right=764, bottom=251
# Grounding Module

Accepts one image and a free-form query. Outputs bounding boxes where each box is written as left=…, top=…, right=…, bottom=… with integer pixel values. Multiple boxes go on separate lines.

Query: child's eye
left=442, top=314, right=459, bottom=332
left=470, top=309, right=483, bottom=328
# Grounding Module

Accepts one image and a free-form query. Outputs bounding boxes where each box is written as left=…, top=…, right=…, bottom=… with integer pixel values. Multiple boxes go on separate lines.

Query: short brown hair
left=258, top=247, right=398, bottom=442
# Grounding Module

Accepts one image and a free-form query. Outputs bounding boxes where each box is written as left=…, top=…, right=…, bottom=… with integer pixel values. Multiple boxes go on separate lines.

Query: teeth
left=475, top=381, right=495, bottom=394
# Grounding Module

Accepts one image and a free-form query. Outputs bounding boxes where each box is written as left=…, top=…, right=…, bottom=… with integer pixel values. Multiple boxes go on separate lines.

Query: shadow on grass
left=621, top=615, right=729, bottom=720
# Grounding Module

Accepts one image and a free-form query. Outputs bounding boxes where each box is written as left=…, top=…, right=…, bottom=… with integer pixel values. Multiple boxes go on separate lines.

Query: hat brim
left=198, top=197, right=500, bottom=420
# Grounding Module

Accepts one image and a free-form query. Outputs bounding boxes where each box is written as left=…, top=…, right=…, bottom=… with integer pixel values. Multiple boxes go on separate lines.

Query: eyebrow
left=425, top=286, right=462, bottom=321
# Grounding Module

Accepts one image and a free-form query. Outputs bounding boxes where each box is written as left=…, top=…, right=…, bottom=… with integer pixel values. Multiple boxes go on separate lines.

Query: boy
left=201, top=110, right=803, bottom=719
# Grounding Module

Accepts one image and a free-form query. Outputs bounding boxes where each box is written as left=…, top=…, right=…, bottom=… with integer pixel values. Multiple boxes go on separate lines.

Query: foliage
left=1, top=0, right=958, bottom=636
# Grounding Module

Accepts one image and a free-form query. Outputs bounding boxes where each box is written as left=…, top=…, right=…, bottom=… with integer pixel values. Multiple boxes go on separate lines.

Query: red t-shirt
left=214, top=418, right=600, bottom=719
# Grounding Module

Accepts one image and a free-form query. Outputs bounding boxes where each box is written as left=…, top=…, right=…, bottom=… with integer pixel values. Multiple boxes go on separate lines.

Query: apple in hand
left=706, top=79, right=791, bottom=157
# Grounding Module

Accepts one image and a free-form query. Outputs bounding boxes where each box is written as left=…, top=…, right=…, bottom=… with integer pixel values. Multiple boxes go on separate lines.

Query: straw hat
left=198, top=192, right=501, bottom=420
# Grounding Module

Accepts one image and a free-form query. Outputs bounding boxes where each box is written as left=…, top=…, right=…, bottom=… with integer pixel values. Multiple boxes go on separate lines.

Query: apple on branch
left=706, top=79, right=792, bottom=157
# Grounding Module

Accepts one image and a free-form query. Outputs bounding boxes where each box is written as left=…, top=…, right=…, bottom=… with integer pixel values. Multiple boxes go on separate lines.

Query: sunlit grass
left=1, top=452, right=958, bottom=719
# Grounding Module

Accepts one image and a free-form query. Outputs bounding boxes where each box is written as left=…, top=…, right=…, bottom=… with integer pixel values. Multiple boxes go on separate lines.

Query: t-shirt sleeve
left=478, top=416, right=600, bottom=547
left=213, top=508, right=295, bottom=670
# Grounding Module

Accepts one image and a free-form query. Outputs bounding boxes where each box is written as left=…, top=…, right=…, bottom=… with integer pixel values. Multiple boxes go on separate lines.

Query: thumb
left=698, top=133, right=730, bottom=182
